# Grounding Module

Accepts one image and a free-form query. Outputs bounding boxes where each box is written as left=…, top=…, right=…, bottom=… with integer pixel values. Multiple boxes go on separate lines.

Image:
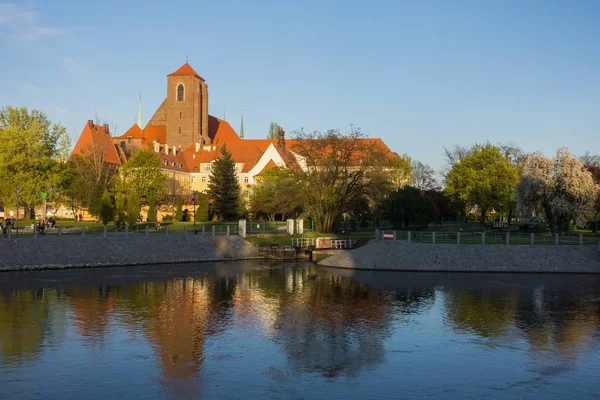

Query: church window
left=179, top=112, right=182, bottom=119
left=177, top=84, right=184, bottom=101
left=178, top=127, right=181, bottom=134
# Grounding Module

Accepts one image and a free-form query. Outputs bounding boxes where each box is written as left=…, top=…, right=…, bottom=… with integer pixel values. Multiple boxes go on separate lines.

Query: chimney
left=278, top=129, right=286, bottom=152
left=153, top=140, right=160, bottom=153
left=195, top=142, right=201, bottom=152
left=165, top=144, right=169, bottom=155
left=87, top=119, right=94, bottom=126
left=103, top=124, right=109, bottom=134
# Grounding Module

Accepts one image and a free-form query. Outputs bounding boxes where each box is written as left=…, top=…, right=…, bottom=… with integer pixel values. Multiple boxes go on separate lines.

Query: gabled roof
left=208, top=116, right=241, bottom=145
left=114, top=123, right=143, bottom=140
left=71, top=121, right=122, bottom=165
left=256, top=159, right=278, bottom=176
left=143, top=125, right=167, bottom=144
left=167, top=62, right=204, bottom=81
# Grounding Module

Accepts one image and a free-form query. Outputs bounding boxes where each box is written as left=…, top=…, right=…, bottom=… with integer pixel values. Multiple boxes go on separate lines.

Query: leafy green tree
left=99, top=190, right=115, bottom=226
left=125, top=191, right=140, bottom=226
left=390, top=155, right=412, bottom=190
left=385, top=186, right=436, bottom=229
left=115, top=191, right=126, bottom=226
left=0, top=106, right=71, bottom=217
left=445, top=143, right=519, bottom=224
left=208, top=145, right=240, bottom=221
left=249, top=167, right=304, bottom=221
left=147, top=196, right=157, bottom=222
left=119, top=149, right=166, bottom=206
left=175, top=196, right=183, bottom=221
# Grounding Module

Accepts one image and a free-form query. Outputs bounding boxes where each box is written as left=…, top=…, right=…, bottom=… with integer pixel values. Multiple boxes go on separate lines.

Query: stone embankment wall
left=318, top=240, right=600, bottom=273
left=0, top=236, right=260, bottom=271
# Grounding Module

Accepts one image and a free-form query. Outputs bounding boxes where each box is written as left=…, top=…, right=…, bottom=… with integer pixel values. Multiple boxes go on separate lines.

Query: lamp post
left=15, top=186, right=22, bottom=238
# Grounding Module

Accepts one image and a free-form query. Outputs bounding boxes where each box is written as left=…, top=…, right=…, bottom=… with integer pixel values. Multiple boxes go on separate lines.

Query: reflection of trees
left=0, top=289, right=65, bottom=365
left=514, top=291, right=600, bottom=375
left=444, top=291, right=519, bottom=337
left=444, top=287, right=600, bottom=376
left=67, top=285, right=116, bottom=342
left=270, top=268, right=394, bottom=377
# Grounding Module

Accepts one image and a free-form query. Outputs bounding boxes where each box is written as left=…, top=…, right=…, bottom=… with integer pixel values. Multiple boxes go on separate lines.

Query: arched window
left=177, top=84, right=184, bottom=101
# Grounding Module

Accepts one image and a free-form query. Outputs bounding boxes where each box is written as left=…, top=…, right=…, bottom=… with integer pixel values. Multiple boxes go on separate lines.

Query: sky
left=0, top=0, right=599, bottom=172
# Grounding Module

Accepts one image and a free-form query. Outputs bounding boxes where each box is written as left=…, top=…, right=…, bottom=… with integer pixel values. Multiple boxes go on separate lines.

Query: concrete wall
left=318, top=240, right=600, bottom=273
left=0, top=236, right=259, bottom=272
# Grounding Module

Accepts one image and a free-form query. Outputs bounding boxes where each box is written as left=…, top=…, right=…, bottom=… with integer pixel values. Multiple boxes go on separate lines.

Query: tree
left=124, top=191, right=140, bottom=226
left=119, top=149, right=166, bottom=206
left=442, top=144, right=472, bottom=175
left=516, top=149, right=598, bottom=233
left=175, top=196, right=183, bottom=221
left=385, top=186, right=436, bottom=229
left=389, top=155, right=412, bottom=190
left=581, top=151, right=600, bottom=167
left=193, top=192, right=209, bottom=222
left=445, top=143, right=519, bottom=224
left=0, top=106, right=71, bottom=218
left=411, top=160, right=438, bottom=191
left=583, top=164, right=600, bottom=232
left=290, top=127, right=391, bottom=233
left=267, top=121, right=284, bottom=140
left=99, top=190, right=115, bottom=226
left=249, top=167, right=304, bottom=221
left=208, top=144, right=240, bottom=221
left=147, top=196, right=157, bottom=222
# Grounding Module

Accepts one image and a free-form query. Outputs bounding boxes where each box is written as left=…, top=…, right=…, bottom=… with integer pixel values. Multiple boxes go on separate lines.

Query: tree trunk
left=479, top=208, right=487, bottom=225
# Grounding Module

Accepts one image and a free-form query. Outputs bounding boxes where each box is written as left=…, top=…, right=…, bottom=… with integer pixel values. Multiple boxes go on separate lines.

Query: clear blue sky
left=1, top=0, right=598, bottom=171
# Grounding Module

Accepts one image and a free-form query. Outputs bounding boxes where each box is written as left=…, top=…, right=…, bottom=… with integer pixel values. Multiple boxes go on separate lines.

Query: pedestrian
left=1, top=221, right=5, bottom=237
left=79, top=213, right=83, bottom=222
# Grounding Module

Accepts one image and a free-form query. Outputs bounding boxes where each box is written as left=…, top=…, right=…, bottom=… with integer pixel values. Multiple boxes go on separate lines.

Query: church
left=71, top=62, right=394, bottom=195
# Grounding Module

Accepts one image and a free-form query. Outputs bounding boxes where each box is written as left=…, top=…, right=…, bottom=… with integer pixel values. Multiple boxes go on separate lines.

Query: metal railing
left=1, top=223, right=240, bottom=239
left=375, top=230, right=599, bottom=246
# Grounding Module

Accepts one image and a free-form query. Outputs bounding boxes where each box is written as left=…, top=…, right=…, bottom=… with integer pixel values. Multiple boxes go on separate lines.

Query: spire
left=223, top=108, right=226, bottom=121
left=137, top=92, right=143, bottom=129
left=240, top=109, right=244, bottom=139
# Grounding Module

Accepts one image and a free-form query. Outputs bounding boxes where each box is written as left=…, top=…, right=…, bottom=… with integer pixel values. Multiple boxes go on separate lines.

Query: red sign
left=383, top=231, right=394, bottom=240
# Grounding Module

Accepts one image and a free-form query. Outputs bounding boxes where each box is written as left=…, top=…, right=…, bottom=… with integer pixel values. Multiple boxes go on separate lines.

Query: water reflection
left=0, top=264, right=599, bottom=398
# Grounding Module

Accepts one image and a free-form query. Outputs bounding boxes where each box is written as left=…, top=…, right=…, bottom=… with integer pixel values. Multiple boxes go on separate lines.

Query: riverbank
left=0, top=236, right=260, bottom=271
left=318, top=240, right=600, bottom=273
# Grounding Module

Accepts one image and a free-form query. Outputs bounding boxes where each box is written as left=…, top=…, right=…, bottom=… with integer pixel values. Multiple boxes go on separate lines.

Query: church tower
left=165, top=62, right=210, bottom=149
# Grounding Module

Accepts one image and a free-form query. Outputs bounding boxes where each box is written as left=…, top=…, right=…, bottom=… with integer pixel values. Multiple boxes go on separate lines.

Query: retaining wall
left=318, top=240, right=600, bottom=273
left=0, top=235, right=260, bottom=271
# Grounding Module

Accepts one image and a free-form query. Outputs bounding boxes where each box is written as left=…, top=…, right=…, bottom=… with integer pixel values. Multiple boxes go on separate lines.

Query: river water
left=0, top=261, right=599, bottom=399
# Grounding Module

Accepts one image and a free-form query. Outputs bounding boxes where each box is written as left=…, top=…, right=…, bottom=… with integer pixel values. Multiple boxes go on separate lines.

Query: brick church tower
left=163, top=62, right=210, bottom=149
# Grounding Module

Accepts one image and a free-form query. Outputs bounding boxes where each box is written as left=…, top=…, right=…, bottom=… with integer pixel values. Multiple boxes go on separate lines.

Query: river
left=0, top=261, right=599, bottom=399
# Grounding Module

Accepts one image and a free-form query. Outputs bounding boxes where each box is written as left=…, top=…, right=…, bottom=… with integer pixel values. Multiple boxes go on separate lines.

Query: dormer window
left=177, top=84, right=184, bottom=101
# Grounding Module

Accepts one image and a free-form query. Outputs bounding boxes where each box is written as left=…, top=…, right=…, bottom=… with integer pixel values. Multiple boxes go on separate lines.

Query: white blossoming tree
left=515, top=148, right=598, bottom=233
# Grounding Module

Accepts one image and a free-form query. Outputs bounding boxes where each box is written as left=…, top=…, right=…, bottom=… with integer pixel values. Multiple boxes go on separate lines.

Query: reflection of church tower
left=165, top=62, right=210, bottom=149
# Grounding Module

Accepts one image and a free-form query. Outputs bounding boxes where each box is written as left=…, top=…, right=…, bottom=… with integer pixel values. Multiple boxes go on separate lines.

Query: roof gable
left=167, top=63, right=204, bottom=81
left=71, top=121, right=122, bottom=165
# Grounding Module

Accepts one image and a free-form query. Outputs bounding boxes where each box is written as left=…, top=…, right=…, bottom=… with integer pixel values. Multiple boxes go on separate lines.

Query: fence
left=291, top=237, right=356, bottom=249
left=375, top=230, right=600, bottom=246
left=2, top=223, right=240, bottom=239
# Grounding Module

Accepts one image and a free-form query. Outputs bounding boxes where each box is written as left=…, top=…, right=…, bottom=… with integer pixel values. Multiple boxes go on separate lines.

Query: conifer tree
left=147, top=196, right=157, bottom=222
left=208, top=144, right=240, bottom=221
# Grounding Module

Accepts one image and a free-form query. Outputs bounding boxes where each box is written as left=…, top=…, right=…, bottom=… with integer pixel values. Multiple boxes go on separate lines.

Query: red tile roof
left=114, top=123, right=144, bottom=140
left=71, top=121, right=122, bottom=165
left=167, top=63, right=205, bottom=81
left=143, top=125, right=167, bottom=145
left=208, top=116, right=241, bottom=145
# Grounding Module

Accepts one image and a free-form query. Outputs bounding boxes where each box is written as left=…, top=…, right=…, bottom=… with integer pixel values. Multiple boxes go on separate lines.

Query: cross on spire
left=186, top=56, right=188, bottom=63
